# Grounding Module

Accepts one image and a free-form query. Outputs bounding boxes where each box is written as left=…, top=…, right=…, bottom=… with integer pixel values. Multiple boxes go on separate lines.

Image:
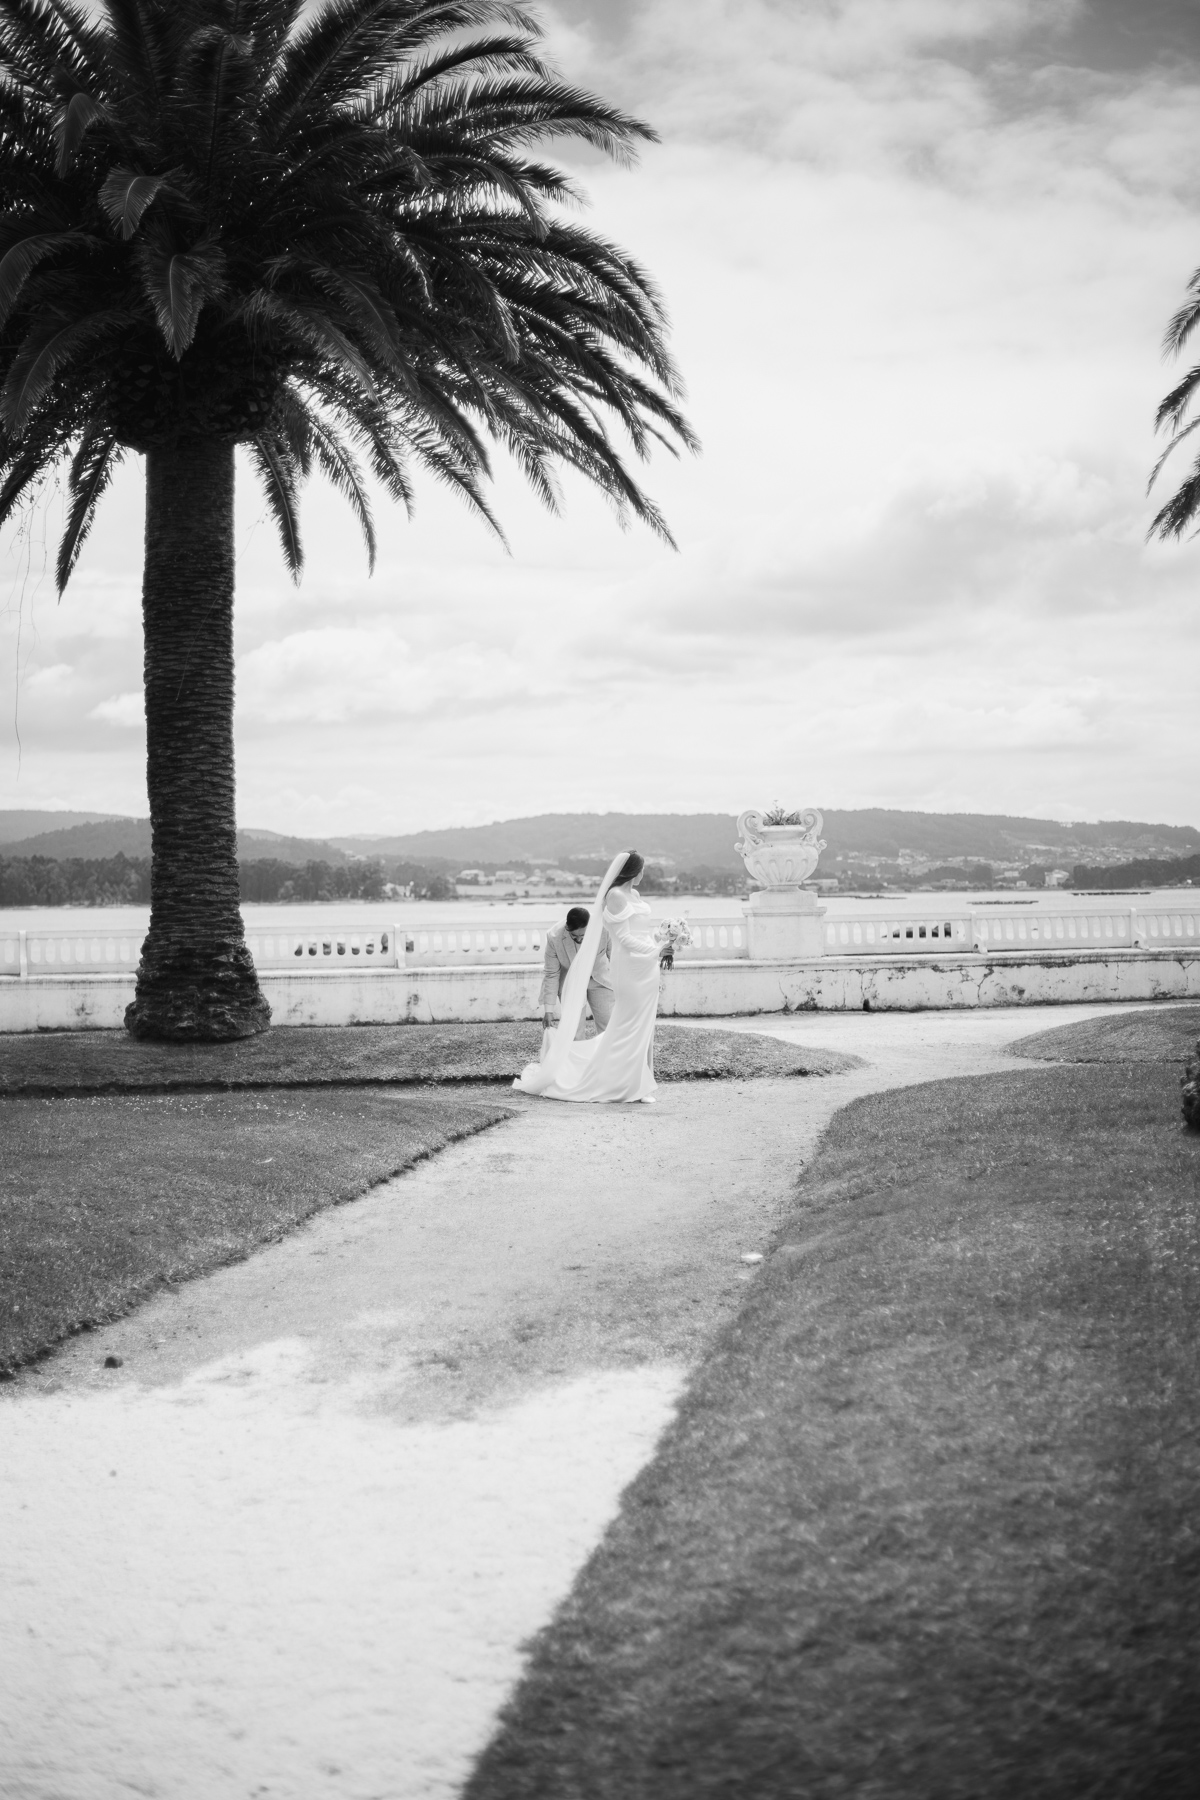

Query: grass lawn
left=467, top=1062, right=1200, bottom=1800
left=0, top=1020, right=857, bottom=1096
left=0, top=1086, right=511, bottom=1374
left=1015, top=1002, right=1200, bottom=1065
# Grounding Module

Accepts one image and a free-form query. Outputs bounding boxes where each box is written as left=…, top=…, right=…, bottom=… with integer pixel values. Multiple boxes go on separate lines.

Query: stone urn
left=735, top=808, right=826, bottom=889
left=735, top=809, right=827, bottom=962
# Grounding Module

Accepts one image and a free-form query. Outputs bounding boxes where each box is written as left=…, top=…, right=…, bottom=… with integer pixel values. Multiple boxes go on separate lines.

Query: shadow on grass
left=466, top=1063, right=1200, bottom=1800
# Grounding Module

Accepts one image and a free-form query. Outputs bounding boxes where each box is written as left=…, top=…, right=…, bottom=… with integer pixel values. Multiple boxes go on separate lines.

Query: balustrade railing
left=401, top=916, right=749, bottom=965
left=0, top=923, right=404, bottom=977
left=671, top=918, right=749, bottom=959
left=403, top=923, right=542, bottom=966
left=3, top=900, right=1198, bottom=978
left=2, top=928, right=140, bottom=976
left=824, top=915, right=972, bottom=953
left=824, top=902, right=1200, bottom=954
left=244, top=927, right=398, bottom=969
left=1135, top=906, right=1200, bottom=945
left=974, top=908, right=1131, bottom=948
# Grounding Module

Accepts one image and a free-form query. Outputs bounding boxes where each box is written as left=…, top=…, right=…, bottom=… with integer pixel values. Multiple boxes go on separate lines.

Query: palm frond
left=1149, top=457, right=1200, bottom=541
left=268, top=1, right=538, bottom=131
left=271, top=257, right=408, bottom=377
left=0, top=430, right=62, bottom=530
left=135, top=236, right=227, bottom=356
left=1153, top=270, right=1200, bottom=539
left=248, top=430, right=304, bottom=576
left=1163, top=271, right=1200, bottom=357
left=277, top=384, right=378, bottom=568
left=53, top=88, right=107, bottom=173
left=2, top=307, right=125, bottom=434
left=0, top=229, right=75, bottom=327
left=56, top=423, right=120, bottom=590
left=0, top=0, right=100, bottom=98
left=1153, top=364, right=1200, bottom=436
left=1148, top=415, right=1200, bottom=491
left=358, top=32, right=545, bottom=117
left=99, top=166, right=170, bottom=238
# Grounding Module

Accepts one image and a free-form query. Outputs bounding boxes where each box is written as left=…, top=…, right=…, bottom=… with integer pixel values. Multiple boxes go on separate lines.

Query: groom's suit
left=540, top=923, right=615, bottom=1033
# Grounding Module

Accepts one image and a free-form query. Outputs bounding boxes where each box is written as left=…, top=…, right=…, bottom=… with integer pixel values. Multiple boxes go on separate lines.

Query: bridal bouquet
left=655, top=917, right=695, bottom=969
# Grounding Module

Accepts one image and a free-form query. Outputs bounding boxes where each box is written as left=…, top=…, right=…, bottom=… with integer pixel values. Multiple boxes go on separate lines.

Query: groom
left=540, top=906, right=614, bottom=1035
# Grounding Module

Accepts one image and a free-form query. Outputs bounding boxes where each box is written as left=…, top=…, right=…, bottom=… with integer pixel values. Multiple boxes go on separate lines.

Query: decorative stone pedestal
left=743, top=887, right=825, bottom=961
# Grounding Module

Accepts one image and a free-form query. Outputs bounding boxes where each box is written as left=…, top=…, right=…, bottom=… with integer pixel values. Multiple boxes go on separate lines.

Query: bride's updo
left=611, top=851, right=645, bottom=888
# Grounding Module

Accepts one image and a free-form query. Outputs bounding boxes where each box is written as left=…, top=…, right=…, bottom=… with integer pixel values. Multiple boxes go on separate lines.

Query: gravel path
left=0, top=1001, right=1164, bottom=1800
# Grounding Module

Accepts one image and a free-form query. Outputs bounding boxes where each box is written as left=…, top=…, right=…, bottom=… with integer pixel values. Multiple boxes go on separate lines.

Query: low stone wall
left=661, top=948, right=1200, bottom=1014
left=2, top=947, right=1198, bottom=1033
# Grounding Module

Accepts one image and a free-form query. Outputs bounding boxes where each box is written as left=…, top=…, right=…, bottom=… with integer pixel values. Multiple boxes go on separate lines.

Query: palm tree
left=0, top=0, right=695, bottom=1040
left=1150, top=264, right=1200, bottom=538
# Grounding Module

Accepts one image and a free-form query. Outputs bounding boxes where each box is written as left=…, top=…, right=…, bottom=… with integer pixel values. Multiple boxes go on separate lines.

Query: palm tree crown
left=1150, top=264, right=1200, bottom=538
left=0, top=0, right=695, bottom=1042
left=0, top=0, right=696, bottom=583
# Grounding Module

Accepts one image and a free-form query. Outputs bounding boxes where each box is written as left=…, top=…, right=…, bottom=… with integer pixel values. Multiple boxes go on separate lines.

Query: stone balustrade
left=824, top=914, right=971, bottom=952
left=3, top=898, right=1197, bottom=985
left=0, top=925, right=403, bottom=978
left=244, top=928, right=398, bottom=969
left=1135, top=906, right=1200, bottom=945
left=402, top=917, right=751, bottom=966
left=823, top=901, right=1199, bottom=955
left=1, top=928, right=140, bottom=977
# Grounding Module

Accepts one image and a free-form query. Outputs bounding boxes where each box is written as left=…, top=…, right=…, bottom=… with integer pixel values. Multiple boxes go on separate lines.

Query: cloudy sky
left=3, top=0, right=1199, bottom=835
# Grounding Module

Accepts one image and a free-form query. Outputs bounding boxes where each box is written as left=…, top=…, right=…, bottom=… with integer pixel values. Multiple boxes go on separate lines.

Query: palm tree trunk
left=124, top=437, right=270, bottom=1040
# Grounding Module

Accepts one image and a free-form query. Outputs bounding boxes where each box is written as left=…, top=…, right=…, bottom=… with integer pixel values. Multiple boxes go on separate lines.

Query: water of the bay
left=0, top=888, right=1185, bottom=937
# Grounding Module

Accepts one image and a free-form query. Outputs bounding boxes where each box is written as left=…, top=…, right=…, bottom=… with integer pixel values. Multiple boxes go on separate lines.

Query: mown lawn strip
left=466, top=1063, right=1200, bottom=1800
left=1014, top=1001, right=1199, bottom=1064
left=0, top=1021, right=857, bottom=1096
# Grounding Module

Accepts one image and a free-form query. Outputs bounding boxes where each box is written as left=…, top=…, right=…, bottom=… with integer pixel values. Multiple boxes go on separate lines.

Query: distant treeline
left=0, top=853, right=453, bottom=907
left=238, top=858, right=387, bottom=902
left=1072, top=855, right=1200, bottom=890
left=18, top=848, right=1188, bottom=907
left=647, top=867, right=745, bottom=896
left=0, top=852, right=151, bottom=907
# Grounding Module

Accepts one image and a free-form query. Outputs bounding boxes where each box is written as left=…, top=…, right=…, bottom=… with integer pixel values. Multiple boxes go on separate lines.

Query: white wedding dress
left=514, top=855, right=660, bottom=1104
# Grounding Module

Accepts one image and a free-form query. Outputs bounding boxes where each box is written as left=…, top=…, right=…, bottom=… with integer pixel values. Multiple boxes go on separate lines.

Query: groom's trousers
left=579, top=982, right=615, bottom=1036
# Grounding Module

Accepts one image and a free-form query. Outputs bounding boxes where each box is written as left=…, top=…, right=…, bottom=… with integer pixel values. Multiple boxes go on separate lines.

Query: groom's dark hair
left=566, top=907, right=589, bottom=931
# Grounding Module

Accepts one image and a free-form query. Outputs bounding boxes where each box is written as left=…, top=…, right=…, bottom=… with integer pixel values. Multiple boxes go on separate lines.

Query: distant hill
left=819, top=810, right=1200, bottom=862
left=7, top=807, right=1197, bottom=875
left=332, top=813, right=744, bottom=869
left=2, top=817, right=153, bottom=859
left=236, top=828, right=351, bottom=867
left=0, top=809, right=123, bottom=844
left=2, top=816, right=351, bottom=866
left=331, top=809, right=1200, bottom=873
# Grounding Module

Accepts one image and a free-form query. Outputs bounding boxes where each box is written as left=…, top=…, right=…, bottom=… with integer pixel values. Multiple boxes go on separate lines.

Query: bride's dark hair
left=611, top=850, right=645, bottom=887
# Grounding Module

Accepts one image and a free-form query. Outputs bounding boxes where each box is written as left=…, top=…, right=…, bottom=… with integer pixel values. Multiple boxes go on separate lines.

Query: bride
left=514, top=850, right=661, bottom=1103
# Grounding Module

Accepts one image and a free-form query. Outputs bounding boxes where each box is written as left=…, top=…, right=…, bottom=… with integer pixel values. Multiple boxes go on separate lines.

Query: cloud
left=24, top=662, right=75, bottom=692
left=89, top=691, right=144, bottom=729
left=235, top=626, right=562, bottom=728
left=545, top=0, right=1196, bottom=197
left=642, top=461, right=1171, bottom=651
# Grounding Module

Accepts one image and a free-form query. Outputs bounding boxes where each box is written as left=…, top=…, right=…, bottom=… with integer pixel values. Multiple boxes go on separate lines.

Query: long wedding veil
left=520, top=849, right=630, bottom=1093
